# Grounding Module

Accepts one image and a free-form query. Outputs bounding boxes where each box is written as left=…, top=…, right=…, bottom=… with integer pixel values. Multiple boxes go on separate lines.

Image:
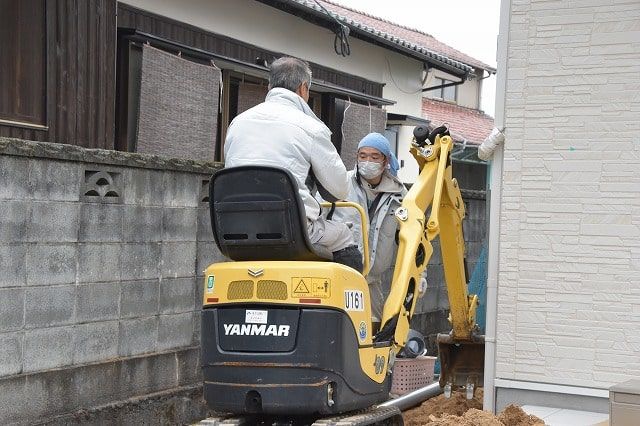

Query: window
left=0, top=0, right=47, bottom=128
left=426, top=77, right=457, bottom=103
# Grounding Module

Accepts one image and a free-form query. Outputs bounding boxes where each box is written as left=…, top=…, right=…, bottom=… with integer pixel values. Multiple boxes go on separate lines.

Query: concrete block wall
left=496, top=0, right=640, bottom=389
left=0, top=138, right=222, bottom=424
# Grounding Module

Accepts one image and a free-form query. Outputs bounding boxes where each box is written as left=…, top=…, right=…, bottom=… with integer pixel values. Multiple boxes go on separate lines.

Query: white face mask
left=358, top=161, right=384, bottom=180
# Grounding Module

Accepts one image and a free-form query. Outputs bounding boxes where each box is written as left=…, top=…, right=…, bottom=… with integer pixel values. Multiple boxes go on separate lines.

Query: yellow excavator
left=201, top=126, right=485, bottom=424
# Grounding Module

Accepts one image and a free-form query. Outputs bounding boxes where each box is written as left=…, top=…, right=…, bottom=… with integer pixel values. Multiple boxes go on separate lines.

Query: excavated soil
left=497, top=404, right=545, bottom=426
left=402, top=389, right=544, bottom=426
left=403, top=389, right=484, bottom=423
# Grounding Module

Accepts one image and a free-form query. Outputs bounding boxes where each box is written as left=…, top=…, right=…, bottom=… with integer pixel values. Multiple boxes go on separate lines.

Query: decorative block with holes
left=81, top=169, right=123, bottom=203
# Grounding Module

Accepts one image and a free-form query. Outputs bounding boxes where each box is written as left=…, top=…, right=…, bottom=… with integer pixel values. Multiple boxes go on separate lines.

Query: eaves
left=257, top=0, right=475, bottom=78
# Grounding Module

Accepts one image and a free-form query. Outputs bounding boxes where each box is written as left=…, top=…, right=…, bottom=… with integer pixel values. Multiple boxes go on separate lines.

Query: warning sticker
left=292, top=277, right=330, bottom=298
left=292, top=277, right=311, bottom=296
left=311, top=278, right=331, bottom=298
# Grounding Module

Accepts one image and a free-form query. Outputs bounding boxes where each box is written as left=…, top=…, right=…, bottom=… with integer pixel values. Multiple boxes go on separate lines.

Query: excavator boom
left=380, top=126, right=485, bottom=392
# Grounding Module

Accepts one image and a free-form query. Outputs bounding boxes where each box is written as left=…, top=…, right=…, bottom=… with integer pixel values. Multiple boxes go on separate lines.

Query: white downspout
left=483, top=0, right=512, bottom=413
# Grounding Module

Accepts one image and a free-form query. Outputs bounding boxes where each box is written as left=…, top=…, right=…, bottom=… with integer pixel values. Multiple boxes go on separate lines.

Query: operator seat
left=209, top=165, right=327, bottom=262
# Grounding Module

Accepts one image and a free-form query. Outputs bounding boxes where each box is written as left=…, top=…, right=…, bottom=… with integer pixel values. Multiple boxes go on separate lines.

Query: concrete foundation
left=39, top=385, right=209, bottom=425
left=496, top=386, right=609, bottom=414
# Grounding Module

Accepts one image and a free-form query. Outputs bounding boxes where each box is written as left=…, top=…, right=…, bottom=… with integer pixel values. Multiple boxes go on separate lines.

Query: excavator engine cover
left=437, top=333, right=485, bottom=389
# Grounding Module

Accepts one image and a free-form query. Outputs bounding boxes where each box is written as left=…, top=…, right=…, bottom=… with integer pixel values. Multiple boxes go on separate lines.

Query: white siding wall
left=120, top=0, right=424, bottom=116
left=496, top=0, right=640, bottom=388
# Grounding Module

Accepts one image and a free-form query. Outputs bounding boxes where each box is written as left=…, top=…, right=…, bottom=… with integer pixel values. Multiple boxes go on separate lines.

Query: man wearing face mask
left=326, top=133, right=409, bottom=327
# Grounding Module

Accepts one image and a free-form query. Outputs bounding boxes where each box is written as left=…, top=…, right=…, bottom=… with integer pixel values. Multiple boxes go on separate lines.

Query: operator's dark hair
left=268, top=57, right=312, bottom=92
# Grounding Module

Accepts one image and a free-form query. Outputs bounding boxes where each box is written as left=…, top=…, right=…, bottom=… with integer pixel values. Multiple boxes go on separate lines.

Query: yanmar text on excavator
left=200, top=126, right=485, bottom=425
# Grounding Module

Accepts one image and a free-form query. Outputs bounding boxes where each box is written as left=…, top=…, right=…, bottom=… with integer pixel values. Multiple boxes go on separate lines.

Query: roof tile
left=422, top=98, right=494, bottom=145
left=313, top=0, right=496, bottom=72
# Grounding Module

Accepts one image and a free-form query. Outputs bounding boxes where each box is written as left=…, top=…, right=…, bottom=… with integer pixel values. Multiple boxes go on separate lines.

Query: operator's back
left=224, top=87, right=348, bottom=221
left=224, top=88, right=329, bottom=166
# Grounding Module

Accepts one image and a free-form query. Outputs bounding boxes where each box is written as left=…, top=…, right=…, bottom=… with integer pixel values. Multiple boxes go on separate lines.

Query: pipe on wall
left=483, top=0, right=512, bottom=414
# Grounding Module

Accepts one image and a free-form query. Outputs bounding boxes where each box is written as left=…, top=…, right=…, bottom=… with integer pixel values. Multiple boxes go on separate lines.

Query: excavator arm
left=378, top=126, right=484, bottom=394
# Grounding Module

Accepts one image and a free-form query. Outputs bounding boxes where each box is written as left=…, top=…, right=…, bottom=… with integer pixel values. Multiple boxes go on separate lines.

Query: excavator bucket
left=437, top=333, right=485, bottom=390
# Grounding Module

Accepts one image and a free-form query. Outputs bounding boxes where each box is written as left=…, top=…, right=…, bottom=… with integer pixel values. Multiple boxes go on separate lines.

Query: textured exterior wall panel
left=495, top=0, right=640, bottom=389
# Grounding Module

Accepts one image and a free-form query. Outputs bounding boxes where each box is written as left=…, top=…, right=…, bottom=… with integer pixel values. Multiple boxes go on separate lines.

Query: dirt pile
left=403, top=389, right=484, bottom=424
left=497, top=404, right=545, bottom=426
left=415, top=408, right=504, bottom=426
left=403, top=389, right=544, bottom=426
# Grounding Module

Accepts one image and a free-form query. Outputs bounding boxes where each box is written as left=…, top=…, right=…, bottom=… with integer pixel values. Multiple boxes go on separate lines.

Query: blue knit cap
left=357, top=133, right=400, bottom=176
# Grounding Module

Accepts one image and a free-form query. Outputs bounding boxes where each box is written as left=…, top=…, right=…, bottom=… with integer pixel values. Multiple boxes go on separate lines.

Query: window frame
left=427, top=77, right=458, bottom=103
left=0, top=0, right=48, bottom=130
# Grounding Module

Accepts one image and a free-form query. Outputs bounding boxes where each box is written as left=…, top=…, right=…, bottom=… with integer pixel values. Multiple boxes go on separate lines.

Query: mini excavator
left=201, top=126, right=485, bottom=425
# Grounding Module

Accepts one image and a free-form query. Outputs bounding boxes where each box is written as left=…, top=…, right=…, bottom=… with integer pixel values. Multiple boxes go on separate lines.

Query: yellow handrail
left=320, top=201, right=370, bottom=276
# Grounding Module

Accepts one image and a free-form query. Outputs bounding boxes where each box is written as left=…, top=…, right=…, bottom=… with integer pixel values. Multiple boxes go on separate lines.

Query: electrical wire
left=334, top=26, right=351, bottom=57
left=313, top=0, right=351, bottom=57
left=384, top=56, right=424, bottom=94
left=341, top=97, right=352, bottom=143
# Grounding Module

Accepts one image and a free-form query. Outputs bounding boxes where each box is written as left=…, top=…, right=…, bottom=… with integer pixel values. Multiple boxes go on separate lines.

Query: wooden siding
left=0, top=0, right=47, bottom=126
left=0, top=0, right=379, bottom=149
left=0, top=0, right=116, bottom=149
left=117, top=3, right=383, bottom=98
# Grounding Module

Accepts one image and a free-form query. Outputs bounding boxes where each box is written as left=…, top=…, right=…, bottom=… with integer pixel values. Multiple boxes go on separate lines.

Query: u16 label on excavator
left=344, top=290, right=364, bottom=311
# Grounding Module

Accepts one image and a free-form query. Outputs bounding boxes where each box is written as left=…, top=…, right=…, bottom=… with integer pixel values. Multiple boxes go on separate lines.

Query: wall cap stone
left=0, top=137, right=223, bottom=174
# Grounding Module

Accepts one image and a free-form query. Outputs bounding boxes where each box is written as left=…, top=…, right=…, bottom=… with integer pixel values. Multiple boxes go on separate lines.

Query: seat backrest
left=209, top=166, right=325, bottom=262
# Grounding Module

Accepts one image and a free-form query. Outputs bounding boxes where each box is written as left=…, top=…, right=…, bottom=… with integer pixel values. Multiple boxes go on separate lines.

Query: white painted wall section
left=495, top=0, right=640, bottom=389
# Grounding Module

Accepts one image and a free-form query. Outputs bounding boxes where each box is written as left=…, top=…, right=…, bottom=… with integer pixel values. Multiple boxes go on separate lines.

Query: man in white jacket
left=224, top=57, right=362, bottom=272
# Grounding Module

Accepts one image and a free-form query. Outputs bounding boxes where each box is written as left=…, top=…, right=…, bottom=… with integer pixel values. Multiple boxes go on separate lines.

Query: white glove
left=419, top=277, right=428, bottom=295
